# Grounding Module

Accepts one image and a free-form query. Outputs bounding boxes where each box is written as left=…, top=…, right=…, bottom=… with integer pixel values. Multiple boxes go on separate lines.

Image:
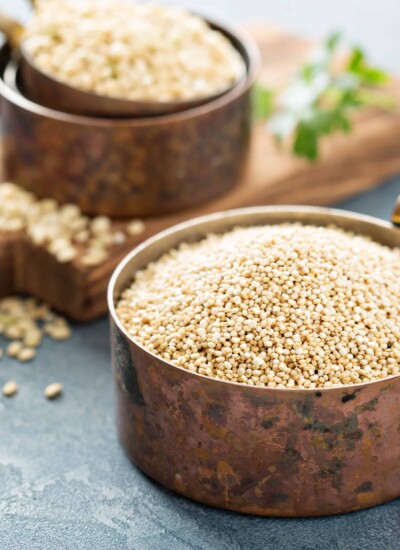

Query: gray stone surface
left=0, top=178, right=399, bottom=550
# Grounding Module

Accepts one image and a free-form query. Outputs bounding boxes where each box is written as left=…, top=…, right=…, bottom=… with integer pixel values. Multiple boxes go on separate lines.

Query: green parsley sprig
left=254, top=33, right=396, bottom=161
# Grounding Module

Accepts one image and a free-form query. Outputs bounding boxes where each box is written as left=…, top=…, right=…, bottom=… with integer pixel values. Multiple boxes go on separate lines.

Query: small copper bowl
left=0, top=27, right=259, bottom=218
left=109, top=204, right=400, bottom=517
left=20, top=18, right=248, bottom=119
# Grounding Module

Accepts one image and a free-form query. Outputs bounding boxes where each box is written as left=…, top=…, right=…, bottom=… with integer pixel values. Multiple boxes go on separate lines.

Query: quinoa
left=116, top=223, right=400, bottom=388
left=0, top=296, right=72, bottom=364
left=0, top=182, right=145, bottom=266
left=43, top=382, right=63, bottom=400
left=2, top=381, right=18, bottom=397
left=24, top=0, right=246, bottom=102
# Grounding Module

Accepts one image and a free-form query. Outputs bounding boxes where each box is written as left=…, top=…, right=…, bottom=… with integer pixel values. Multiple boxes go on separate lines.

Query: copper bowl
left=108, top=204, right=400, bottom=517
left=0, top=30, right=259, bottom=218
left=20, top=17, right=248, bottom=119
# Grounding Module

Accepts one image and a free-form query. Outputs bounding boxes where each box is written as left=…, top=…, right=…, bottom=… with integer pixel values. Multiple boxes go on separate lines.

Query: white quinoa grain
left=2, top=381, right=18, bottom=397
left=44, top=321, right=72, bottom=341
left=24, top=1, right=245, bottom=103
left=0, top=182, right=144, bottom=267
left=116, top=223, right=400, bottom=388
left=55, top=246, right=77, bottom=263
left=112, top=231, right=127, bottom=245
left=81, top=248, right=108, bottom=267
left=7, top=341, right=23, bottom=357
left=0, top=296, right=72, bottom=364
left=17, top=347, right=36, bottom=362
left=23, top=329, right=42, bottom=348
left=127, top=220, right=146, bottom=236
left=90, top=216, right=112, bottom=236
left=44, top=382, right=63, bottom=400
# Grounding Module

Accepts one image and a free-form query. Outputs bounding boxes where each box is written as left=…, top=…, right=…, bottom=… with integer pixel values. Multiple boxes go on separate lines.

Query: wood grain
left=1, top=25, right=399, bottom=321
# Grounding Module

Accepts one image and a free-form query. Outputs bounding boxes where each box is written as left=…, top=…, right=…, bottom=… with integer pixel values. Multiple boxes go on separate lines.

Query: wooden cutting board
left=1, top=25, right=400, bottom=321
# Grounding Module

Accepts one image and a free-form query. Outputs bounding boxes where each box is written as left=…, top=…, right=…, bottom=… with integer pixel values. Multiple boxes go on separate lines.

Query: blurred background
left=5, top=0, right=399, bottom=73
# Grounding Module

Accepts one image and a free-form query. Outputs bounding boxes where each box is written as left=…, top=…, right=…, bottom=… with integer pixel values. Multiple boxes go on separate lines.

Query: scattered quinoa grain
left=91, top=216, right=112, bottom=236
left=17, top=347, right=36, bottom=362
left=127, top=220, right=145, bottom=236
left=44, top=383, right=63, bottom=400
left=0, top=182, right=144, bottom=267
left=23, top=329, right=42, bottom=348
left=4, top=325, right=24, bottom=339
left=7, top=341, right=23, bottom=357
left=55, top=246, right=77, bottom=263
left=2, top=381, right=18, bottom=397
left=116, top=223, right=400, bottom=388
left=81, top=248, right=108, bottom=266
left=60, top=203, right=80, bottom=220
left=45, top=321, right=72, bottom=341
left=0, top=296, right=72, bottom=362
left=74, top=229, right=90, bottom=243
left=112, top=231, right=127, bottom=245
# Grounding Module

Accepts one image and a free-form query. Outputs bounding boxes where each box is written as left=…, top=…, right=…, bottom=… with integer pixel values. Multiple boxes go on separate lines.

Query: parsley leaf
left=252, top=82, right=274, bottom=121
left=253, top=32, right=395, bottom=161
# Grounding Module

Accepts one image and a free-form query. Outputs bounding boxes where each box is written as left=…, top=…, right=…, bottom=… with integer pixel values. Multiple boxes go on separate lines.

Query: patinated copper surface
left=0, top=37, right=258, bottom=218
left=109, top=206, right=400, bottom=516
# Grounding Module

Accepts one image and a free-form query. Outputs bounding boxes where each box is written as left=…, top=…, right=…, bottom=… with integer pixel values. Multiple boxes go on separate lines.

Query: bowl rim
left=108, top=204, right=400, bottom=394
left=0, top=15, right=260, bottom=127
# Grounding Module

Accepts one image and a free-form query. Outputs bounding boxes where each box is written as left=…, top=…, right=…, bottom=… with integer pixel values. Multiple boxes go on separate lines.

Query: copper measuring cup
left=109, top=201, right=400, bottom=516
left=0, top=8, right=247, bottom=118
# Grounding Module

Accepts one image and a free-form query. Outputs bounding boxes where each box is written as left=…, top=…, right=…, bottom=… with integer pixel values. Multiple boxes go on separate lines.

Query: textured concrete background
left=0, top=1, right=400, bottom=549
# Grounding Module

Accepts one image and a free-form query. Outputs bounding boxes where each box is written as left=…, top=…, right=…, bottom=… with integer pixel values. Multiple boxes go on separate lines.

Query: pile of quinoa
left=25, top=0, right=245, bottom=102
left=116, top=224, right=400, bottom=388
